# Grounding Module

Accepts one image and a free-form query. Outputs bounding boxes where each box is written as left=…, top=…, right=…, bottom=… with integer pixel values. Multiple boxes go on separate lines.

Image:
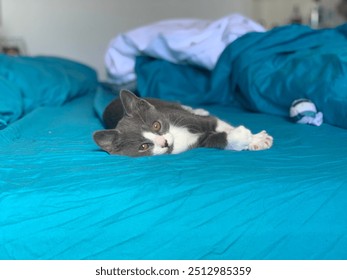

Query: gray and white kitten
left=93, top=90, right=273, bottom=157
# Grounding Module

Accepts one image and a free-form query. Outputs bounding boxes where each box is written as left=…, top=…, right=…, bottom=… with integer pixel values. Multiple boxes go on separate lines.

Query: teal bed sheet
left=1, top=90, right=347, bottom=259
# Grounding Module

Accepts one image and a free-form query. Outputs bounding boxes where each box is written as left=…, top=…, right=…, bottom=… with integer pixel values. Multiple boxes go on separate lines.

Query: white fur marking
left=216, top=119, right=234, bottom=133
left=142, top=132, right=169, bottom=155
left=224, top=126, right=274, bottom=151
left=226, top=125, right=252, bottom=151
left=169, top=125, right=200, bottom=154
left=248, top=130, right=273, bottom=151
left=181, top=105, right=210, bottom=116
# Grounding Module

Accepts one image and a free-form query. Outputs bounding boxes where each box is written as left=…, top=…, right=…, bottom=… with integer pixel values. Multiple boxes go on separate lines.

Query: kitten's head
left=93, top=90, right=174, bottom=157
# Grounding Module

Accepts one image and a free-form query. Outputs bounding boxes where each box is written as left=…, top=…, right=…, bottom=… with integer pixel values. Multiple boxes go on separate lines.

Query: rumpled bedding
left=135, top=24, right=347, bottom=130
left=0, top=55, right=98, bottom=129
left=105, top=13, right=265, bottom=85
left=1, top=90, right=347, bottom=260
left=1, top=24, right=347, bottom=260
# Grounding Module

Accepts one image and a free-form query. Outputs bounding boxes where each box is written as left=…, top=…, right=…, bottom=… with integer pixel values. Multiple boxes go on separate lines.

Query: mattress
left=1, top=90, right=346, bottom=259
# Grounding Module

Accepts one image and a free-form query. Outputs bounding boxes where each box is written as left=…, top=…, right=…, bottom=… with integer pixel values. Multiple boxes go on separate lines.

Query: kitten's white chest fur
left=169, top=125, right=200, bottom=154
left=143, top=125, right=200, bottom=155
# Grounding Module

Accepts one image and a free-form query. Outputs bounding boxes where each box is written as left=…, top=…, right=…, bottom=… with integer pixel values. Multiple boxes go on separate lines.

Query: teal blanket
left=0, top=55, right=98, bottom=129
left=0, top=55, right=347, bottom=260
left=136, top=24, right=347, bottom=129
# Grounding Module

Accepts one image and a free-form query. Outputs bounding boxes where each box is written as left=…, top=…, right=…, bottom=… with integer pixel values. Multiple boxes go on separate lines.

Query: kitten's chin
left=152, top=145, right=173, bottom=156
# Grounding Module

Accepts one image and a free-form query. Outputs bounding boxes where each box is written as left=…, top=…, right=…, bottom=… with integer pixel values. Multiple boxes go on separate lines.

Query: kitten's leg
left=216, top=120, right=273, bottom=151
left=199, top=132, right=228, bottom=149
left=181, top=105, right=210, bottom=116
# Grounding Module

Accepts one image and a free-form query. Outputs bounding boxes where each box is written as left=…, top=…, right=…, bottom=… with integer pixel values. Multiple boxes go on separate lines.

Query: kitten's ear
left=120, top=89, right=153, bottom=116
left=93, top=129, right=119, bottom=154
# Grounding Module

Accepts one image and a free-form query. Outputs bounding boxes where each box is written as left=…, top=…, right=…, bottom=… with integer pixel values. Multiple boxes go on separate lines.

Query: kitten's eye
left=152, top=121, right=161, bottom=132
left=139, top=143, right=151, bottom=152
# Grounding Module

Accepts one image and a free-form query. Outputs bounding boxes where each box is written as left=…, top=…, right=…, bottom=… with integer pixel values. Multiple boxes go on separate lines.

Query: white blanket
left=105, top=14, right=265, bottom=85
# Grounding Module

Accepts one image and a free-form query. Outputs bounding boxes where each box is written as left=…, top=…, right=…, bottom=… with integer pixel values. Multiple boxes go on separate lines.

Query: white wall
left=0, top=0, right=344, bottom=79
left=0, top=0, right=255, bottom=79
left=254, top=0, right=343, bottom=27
left=253, top=0, right=311, bottom=27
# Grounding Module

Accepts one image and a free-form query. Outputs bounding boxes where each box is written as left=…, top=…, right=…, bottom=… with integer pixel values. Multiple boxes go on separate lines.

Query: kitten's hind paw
left=193, top=108, right=210, bottom=116
left=248, top=130, right=273, bottom=151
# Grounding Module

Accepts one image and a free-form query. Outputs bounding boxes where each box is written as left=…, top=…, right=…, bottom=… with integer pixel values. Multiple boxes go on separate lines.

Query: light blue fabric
left=136, top=24, right=347, bottom=129
left=0, top=55, right=98, bottom=128
left=1, top=91, right=347, bottom=260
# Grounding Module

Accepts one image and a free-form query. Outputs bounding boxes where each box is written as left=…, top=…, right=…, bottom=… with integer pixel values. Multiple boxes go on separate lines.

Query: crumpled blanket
left=135, top=24, right=347, bottom=130
left=105, top=13, right=264, bottom=85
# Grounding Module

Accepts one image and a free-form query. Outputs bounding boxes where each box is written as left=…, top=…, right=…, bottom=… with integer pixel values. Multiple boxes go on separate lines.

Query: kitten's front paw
left=249, top=130, right=273, bottom=151
left=226, top=125, right=252, bottom=151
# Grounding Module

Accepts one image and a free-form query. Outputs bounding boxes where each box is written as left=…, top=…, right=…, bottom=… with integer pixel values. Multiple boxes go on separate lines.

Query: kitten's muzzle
left=153, top=133, right=174, bottom=153
left=154, top=134, right=172, bottom=149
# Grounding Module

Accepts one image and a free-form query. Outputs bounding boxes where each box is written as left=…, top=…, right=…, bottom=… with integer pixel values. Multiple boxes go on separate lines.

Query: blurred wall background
left=0, top=0, right=343, bottom=79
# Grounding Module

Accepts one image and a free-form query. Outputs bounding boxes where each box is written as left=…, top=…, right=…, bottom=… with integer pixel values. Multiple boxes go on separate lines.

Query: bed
left=1, top=23, right=347, bottom=260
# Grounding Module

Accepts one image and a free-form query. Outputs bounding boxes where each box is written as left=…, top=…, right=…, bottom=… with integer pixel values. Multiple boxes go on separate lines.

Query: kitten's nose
left=154, top=136, right=169, bottom=148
